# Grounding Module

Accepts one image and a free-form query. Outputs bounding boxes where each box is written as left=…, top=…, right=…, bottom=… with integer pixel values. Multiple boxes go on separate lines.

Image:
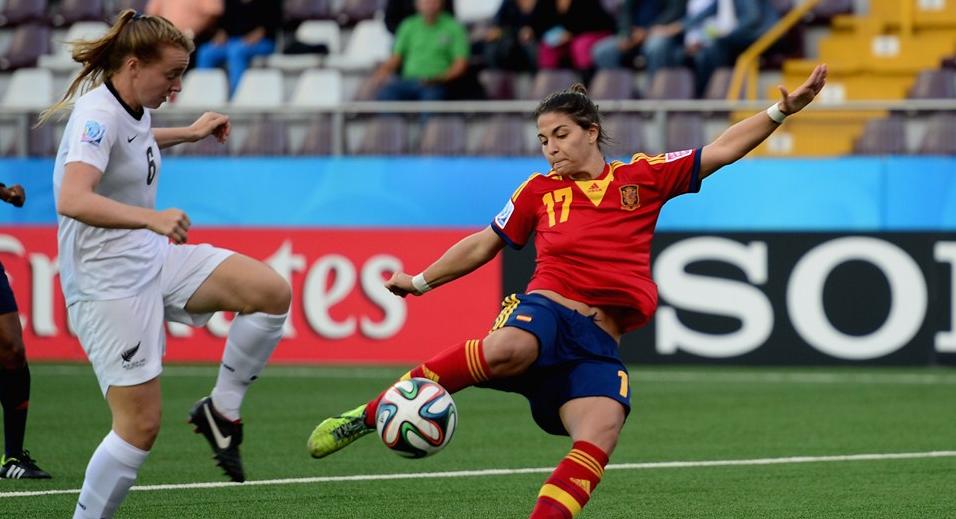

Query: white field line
left=2, top=450, right=954, bottom=498
left=31, top=364, right=956, bottom=385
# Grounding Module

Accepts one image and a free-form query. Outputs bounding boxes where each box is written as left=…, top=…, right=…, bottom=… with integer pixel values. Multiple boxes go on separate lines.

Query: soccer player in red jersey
left=309, top=64, right=828, bottom=518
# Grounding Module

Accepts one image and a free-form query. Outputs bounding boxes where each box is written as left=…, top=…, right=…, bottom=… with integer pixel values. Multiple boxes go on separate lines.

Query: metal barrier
left=2, top=98, right=956, bottom=156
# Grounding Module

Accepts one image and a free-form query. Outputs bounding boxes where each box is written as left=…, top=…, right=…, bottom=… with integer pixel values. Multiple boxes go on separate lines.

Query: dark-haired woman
left=308, top=66, right=827, bottom=518
left=44, top=10, right=290, bottom=518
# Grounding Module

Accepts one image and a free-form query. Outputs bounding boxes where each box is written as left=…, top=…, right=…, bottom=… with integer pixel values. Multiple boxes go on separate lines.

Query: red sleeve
left=634, top=147, right=702, bottom=200
left=490, top=174, right=539, bottom=249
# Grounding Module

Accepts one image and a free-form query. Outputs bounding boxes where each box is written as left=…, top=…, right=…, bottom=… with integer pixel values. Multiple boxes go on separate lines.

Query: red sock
left=364, top=339, right=489, bottom=428
left=529, top=441, right=609, bottom=518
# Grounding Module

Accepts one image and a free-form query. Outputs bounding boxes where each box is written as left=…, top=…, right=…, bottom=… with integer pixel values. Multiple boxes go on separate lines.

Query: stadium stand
left=0, top=23, right=50, bottom=70
left=37, top=20, right=109, bottom=72
left=0, top=0, right=47, bottom=27
left=1, top=0, right=954, bottom=157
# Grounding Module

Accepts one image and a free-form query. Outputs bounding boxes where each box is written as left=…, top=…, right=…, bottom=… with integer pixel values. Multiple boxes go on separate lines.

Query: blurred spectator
left=688, top=0, right=778, bottom=96
left=374, top=0, right=469, bottom=102
left=195, top=0, right=281, bottom=96
left=641, top=0, right=687, bottom=83
left=592, top=0, right=660, bottom=69
left=532, top=0, right=616, bottom=71
left=385, top=0, right=454, bottom=34
left=145, top=0, right=222, bottom=41
left=483, top=0, right=538, bottom=72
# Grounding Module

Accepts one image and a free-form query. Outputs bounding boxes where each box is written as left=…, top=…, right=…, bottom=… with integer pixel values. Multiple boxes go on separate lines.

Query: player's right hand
left=0, top=184, right=26, bottom=207
left=148, top=208, right=191, bottom=244
left=385, top=272, right=417, bottom=298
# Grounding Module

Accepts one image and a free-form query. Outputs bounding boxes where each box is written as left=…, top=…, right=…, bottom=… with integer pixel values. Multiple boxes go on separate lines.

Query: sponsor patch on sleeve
left=494, top=200, right=515, bottom=228
left=80, top=120, right=106, bottom=146
left=665, top=149, right=694, bottom=162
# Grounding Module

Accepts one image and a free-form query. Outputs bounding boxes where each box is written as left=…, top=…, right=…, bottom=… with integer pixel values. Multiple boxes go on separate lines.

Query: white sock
left=73, top=430, right=149, bottom=519
left=211, top=312, right=287, bottom=421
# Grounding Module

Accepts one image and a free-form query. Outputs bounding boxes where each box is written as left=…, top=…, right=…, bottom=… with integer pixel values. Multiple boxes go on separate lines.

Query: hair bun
left=568, top=83, right=589, bottom=97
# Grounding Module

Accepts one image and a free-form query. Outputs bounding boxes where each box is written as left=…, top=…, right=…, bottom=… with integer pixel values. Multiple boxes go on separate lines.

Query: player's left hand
left=0, top=183, right=26, bottom=207
left=385, top=272, right=418, bottom=298
left=777, top=63, right=827, bottom=115
left=190, top=112, right=231, bottom=144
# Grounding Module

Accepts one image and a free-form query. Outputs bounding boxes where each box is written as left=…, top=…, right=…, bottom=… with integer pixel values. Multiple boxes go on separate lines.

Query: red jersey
left=491, top=148, right=702, bottom=332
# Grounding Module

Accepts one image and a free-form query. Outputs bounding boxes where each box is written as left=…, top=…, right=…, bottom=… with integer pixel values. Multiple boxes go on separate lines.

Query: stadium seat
left=0, top=23, right=50, bottom=70
left=419, top=115, right=466, bottom=155
left=478, top=69, right=515, bottom=100
left=38, top=21, right=110, bottom=72
left=297, top=115, right=333, bottom=155
left=356, top=116, right=407, bottom=155
left=283, top=0, right=335, bottom=25
left=337, top=0, right=379, bottom=26
left=908, top=69, right=956, bottom=99
left=0, top=0, right=47, bottom=27
left=325, top=19, right=392, bottom=71
left=853, top=115, right=907, bottom=155
left=602, top=114, right=646, bottom=158
left=231, top=68, right=284, bottom=109
left=2, top=124, right=55, bottom=157
left=917, top=113, right=956, bottom=155
left=266, top=20, right=341, bottom=71
left=0, top=67, right=52, bottom=109
left=473, top=114, right=530, bottom=156
left=352, top=73, right=389, bottom=101
left=239, top=119, right=289, bottom=156
left=526, top=69, right=579, bottom=100
left=50, top=0, right=103, bottom=27
left=290, top=69, right=343, bottom=108
left=665, top=113, right=705, bottom=151
left=589, top=69, right=635, bottom=100
left=704, top=67, right=745, bottom=100
left=172, top=69, right=229, bottom=109
left=453, top=0, right=502, bottom=24
left=646, top=67, right=695, bottom=100
left=113, top=0, right=147, bottom=13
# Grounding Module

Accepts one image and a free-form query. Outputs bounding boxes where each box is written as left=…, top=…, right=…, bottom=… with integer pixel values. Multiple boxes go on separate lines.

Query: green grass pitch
left=2, top=363, right=954, bottom=518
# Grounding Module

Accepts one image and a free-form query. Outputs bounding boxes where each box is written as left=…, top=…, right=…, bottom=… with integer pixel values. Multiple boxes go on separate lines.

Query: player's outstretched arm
left=385, top=226, right=506, bottom=297
left=699, top=63, right=827, bottom=179
left=153, top=111, right=231, bottom=149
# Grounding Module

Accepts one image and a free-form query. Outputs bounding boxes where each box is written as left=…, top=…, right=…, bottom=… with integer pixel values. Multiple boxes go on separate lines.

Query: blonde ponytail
left=37, top=10, right=193, bottom=126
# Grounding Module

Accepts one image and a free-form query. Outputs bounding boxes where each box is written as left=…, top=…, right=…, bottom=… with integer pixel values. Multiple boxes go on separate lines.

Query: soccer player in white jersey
left=40, top=10, right=291, bottom=518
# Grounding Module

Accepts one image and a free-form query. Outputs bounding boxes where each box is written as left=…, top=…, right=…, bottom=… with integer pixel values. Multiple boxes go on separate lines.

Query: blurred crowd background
left=1, top=0, right=954, bottom=158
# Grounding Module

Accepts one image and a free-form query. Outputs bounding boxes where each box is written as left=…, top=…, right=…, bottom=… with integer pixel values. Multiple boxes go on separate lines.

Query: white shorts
left=68, top=243, right=234, bottom=395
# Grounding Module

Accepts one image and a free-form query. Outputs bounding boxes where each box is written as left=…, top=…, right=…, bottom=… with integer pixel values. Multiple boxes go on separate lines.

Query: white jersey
left=53, top=82, right=168, bottom=305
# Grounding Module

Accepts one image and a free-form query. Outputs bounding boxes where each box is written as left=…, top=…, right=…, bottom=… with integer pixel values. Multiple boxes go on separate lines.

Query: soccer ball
left=375, top=377, right=458, bottom=458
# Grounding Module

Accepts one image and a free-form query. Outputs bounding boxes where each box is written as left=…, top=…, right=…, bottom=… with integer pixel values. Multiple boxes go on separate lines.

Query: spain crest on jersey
left=620, top=184, right=639, bottom=211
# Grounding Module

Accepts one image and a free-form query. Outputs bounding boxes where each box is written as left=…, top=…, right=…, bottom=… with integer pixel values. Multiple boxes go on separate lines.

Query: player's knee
left=484, top=330, right=537, bottom=377
left=0, top=333, right=26, bottom=369
left=243, top=273, right=291, bottom=315
left=259, top=276, right=291, bottom=315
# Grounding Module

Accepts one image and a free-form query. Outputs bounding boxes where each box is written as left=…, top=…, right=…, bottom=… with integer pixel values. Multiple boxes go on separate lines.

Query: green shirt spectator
left=393, top=12, right=469, bottom=80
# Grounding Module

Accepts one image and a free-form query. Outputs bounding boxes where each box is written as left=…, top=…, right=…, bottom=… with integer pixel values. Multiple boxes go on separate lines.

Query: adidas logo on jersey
left=587, top=183, right=601, bottom=193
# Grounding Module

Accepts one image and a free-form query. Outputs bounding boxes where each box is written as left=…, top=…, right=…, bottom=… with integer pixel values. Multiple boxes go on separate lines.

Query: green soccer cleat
left=307, top=404, right=373, bottom=459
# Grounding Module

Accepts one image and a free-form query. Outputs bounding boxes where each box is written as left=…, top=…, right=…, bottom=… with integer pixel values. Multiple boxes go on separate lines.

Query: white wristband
left=411, top=273, right=432, bottom=294
left=766, top=103, right=787, bottom=124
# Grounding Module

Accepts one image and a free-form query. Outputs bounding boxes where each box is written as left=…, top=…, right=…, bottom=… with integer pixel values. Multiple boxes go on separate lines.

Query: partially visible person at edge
left=306, top=64, right=828, bottom=518
left=0, top=183, right=52, bottom=480
left=39, top=10, right=290, bottom=518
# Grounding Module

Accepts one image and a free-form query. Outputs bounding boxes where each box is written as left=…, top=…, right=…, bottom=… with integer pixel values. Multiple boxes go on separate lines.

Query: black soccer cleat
left=0, top=451, right=52, bottom=479
left=187, top=396, right=245, bottom=483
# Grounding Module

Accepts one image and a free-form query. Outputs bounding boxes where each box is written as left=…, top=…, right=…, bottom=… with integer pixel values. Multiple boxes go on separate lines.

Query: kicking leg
left=307, top=326, right=538, bottom=458
left=183, top=253, right=291, bottom=482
